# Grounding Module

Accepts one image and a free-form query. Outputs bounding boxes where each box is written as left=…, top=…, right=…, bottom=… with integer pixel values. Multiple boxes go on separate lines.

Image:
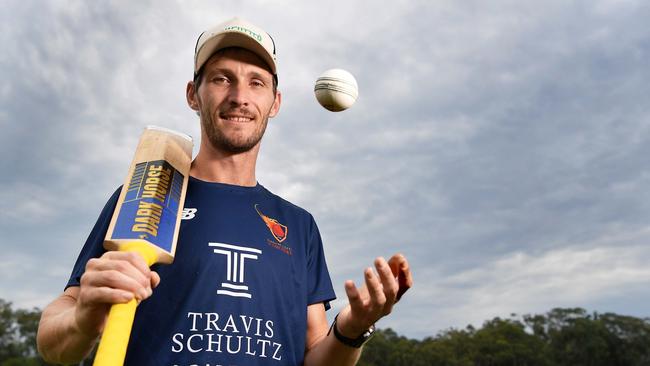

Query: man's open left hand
left=336, top=253, right=412, bottom=338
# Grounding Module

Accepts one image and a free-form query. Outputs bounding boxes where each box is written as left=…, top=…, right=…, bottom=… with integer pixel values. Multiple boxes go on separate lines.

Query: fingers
left=95, top=252, right=153, bottom=299
left=77, top=282, right=134, bottom=305
left=113, top=251, right=153, bottom=280
left=79, top=251, right=158, bottom=307
left=344, top=280, right=363, bottom=310
left=388, top=253, right=413, bottom=302
left=375, top=257, right=398, bottom=313
left=365, top=266, right=386, bottom=312
left=73, top=251, right=160, bottom=338
left=150, top=271, right=161, bottom=289
left=341, top=279, right=373, bottom=337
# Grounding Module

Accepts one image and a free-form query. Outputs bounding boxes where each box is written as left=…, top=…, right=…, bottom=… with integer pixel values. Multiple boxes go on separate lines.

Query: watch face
left=363, top=325, right=375, bottom=338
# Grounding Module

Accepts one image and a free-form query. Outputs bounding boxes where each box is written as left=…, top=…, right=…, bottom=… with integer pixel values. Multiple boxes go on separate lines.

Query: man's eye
left=212, top=76, right=229, bottom=84
left=251, top=80, right=265, bottom=88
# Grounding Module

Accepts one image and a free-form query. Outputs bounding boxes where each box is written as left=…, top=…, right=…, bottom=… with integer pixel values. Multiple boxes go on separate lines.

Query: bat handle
left=93, top=243, right=158, bottom=366
left=93, top=299, right=137, bottom=366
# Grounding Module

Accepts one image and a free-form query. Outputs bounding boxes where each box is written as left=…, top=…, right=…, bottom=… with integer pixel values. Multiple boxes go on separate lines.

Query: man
left=37, top=17, right=412, bottom=365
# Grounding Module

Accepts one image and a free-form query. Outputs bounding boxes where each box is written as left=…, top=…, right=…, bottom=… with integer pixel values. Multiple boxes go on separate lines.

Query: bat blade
left=105, top=125, right=193, bottom=263
left=93, top=126, right=193, bottom=366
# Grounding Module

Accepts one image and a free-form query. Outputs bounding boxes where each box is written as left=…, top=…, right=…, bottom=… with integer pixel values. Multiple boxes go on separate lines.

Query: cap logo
left=224, top=25, right=263, bottom=43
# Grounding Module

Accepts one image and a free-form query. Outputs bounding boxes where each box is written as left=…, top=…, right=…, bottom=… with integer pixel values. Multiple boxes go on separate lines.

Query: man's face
left=191, top=48, right=281, bottom=154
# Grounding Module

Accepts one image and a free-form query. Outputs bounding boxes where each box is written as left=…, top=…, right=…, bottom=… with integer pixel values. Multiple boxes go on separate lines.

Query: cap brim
left=195, top=31, right=277, bottom=76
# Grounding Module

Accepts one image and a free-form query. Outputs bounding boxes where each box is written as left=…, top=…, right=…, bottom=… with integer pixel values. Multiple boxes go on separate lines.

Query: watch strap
left=329, top=314, right=375, bottom=348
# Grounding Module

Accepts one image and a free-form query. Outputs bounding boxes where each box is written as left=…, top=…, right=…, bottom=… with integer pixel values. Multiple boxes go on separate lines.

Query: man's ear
left=269, top=90, right=282, bottom=118
left=186, top=81, right=199, bottom=112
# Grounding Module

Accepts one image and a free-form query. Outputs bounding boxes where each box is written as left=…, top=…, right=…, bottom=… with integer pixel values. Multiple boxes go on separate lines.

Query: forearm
left=304, top=328, right=362, bottom=366
left=37, top=293, right=100, bottom=364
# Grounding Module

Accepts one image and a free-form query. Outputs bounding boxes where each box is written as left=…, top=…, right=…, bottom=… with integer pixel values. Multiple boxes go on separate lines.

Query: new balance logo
left=209, top=243, right=262, bottom=299
left=182, top=208, right=197, bottom=220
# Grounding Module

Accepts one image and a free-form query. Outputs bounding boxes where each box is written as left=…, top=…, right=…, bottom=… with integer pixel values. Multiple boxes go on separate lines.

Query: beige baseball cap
left=194, top=17, right=277, bottom=79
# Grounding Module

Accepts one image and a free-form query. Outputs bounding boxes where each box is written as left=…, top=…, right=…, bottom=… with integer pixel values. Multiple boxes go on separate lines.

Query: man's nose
left=227, top=82, right=249, bottom=106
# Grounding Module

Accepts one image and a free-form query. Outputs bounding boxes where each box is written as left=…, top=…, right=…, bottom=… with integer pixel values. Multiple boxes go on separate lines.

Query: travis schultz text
left=170, top=311, right=283, bottom=362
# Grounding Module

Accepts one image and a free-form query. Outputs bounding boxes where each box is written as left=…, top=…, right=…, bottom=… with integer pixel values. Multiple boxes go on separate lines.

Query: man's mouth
left=220, top=113, right=254, bottom=122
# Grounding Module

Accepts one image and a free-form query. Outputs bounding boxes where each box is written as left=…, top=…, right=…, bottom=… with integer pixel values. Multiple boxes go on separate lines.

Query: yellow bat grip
left=93, top=243, right=158, bottom=366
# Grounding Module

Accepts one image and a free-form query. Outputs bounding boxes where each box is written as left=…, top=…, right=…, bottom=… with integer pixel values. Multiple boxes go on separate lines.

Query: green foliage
left=0, top=299, right=47, bottom=365
left=360, top=308, right=650, bottom=366
left=471, top=317, right=549, bottom=366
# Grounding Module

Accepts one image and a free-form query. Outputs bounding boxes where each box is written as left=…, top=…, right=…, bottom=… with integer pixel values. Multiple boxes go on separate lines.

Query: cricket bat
left=93, top=126, right=193, bottom=366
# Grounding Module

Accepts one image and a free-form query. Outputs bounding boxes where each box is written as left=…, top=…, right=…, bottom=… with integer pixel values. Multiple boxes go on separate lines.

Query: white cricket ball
left=314, top=68, right=358, bottom=112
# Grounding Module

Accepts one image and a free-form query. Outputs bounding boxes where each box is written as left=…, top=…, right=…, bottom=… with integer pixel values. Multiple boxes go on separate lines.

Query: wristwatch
left=329, top=314, right=375, bottom=348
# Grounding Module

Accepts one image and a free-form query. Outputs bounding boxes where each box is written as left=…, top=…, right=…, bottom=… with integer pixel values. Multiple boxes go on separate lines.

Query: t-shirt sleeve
left=65, top=187, right=122, bottom=289
left=306, top=215, right=336, bottom=310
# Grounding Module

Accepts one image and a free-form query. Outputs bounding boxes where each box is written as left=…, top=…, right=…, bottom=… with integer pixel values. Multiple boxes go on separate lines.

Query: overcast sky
left=1, top=0, right=649, bottom=340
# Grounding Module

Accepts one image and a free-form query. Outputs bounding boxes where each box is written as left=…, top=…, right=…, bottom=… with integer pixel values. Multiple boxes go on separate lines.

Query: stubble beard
left=199, top=102, right=270, bottom=154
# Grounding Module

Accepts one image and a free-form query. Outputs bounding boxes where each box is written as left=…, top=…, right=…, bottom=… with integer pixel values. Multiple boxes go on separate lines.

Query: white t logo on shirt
left=209, top=242, right=262, bottom=299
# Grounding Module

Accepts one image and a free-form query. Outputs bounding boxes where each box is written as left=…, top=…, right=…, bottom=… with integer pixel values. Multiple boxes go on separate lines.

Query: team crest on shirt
left=255, top=204, right=288, bottom=242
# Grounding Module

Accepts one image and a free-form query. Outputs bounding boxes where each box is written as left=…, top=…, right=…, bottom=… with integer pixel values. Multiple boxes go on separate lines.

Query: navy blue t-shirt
left=67, top=177, right=336, bottom=365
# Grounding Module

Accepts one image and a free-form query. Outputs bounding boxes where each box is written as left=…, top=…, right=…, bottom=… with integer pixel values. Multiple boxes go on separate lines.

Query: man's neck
left=190, top=143, right=260, bottom=187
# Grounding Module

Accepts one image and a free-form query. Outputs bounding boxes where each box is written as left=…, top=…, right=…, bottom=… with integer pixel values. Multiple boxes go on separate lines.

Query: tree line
left=2, top=299, right=649, bottom=365
left=359, top=308, right=650, bottom=366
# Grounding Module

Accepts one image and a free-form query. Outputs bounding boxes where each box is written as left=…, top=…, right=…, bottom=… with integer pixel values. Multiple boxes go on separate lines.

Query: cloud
left=383, top=236, right=650, bottom=338
left=0, top=183, right=60, bottom=223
